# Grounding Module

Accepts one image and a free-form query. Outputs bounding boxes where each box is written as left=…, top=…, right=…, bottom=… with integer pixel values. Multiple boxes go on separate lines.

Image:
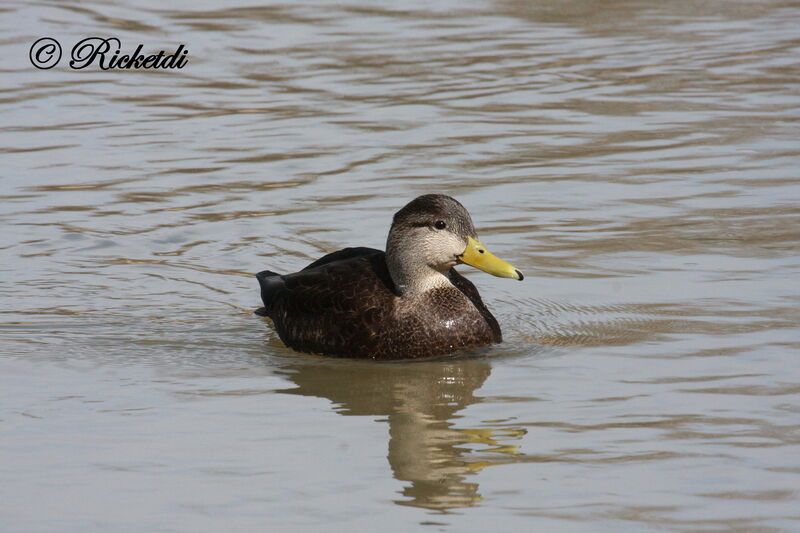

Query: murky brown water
left=2, top=0, right=799, bottom=531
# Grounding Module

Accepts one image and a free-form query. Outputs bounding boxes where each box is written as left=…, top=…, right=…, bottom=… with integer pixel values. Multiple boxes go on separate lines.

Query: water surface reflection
left=277, top=356, right=525, bottom=511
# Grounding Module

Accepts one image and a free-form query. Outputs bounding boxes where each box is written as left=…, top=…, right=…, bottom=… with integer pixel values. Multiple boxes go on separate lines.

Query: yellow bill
left=458, top=236, right=524, bottom=280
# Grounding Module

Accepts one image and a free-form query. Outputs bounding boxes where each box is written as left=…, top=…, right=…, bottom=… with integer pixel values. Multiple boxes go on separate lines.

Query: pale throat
left=386, top=249, right=455, bottom=296
left=393, top=267, right=453, bottom=295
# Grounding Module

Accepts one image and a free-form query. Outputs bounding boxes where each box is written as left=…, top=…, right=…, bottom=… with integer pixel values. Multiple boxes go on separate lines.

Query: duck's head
left=386, top=194, right=523, bottom=295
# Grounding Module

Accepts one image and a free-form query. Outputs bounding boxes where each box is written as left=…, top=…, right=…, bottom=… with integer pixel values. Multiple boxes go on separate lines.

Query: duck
left=255, top=194, right=523, bottom=360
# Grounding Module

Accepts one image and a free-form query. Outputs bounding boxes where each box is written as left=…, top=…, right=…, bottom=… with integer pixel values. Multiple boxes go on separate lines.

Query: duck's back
left=256, top=248, right=501, bottom=359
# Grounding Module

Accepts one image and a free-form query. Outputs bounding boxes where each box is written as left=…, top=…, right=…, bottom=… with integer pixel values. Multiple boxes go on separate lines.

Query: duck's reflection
left=276, top=355, right=525, bottom=511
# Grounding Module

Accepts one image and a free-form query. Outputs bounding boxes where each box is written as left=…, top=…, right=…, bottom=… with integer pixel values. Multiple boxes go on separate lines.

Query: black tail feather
left=255, top=270, right=284, bottom=317
left=256, top=269, right=281, bottom=283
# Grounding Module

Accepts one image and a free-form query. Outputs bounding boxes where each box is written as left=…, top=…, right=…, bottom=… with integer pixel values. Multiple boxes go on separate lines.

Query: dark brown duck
left=255, top=194, right=523, bottom=360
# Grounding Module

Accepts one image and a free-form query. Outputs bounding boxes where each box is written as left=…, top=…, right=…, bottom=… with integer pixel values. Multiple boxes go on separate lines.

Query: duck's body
left=255, top=195, right=522, bottom=360
left=256, top=247, right=500, bottom=359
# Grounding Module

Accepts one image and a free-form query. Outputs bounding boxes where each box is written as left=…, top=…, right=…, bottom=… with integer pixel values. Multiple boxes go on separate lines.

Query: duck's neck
left=386, top=242, right=452, bottom=296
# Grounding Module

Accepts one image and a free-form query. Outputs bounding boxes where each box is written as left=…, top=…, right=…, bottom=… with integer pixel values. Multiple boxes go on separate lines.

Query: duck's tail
left=255, top=269, right=284, bottom=317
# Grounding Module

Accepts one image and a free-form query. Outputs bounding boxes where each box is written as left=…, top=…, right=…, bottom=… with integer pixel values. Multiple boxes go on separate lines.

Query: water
left=2, top=0, right=799, bottom=531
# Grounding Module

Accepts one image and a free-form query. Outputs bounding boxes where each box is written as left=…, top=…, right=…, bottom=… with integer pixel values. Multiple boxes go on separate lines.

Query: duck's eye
left=434, top=220, right=446, bottom=230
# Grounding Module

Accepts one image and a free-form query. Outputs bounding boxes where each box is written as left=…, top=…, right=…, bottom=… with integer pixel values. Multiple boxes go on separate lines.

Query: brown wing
left=266, top=251, right=397, bottom=357
left=301, top=247, right=383, bottom=271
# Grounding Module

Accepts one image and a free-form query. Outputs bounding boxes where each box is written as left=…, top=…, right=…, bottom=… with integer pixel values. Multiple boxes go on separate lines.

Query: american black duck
left=255, top=194, right=523, bottom=360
